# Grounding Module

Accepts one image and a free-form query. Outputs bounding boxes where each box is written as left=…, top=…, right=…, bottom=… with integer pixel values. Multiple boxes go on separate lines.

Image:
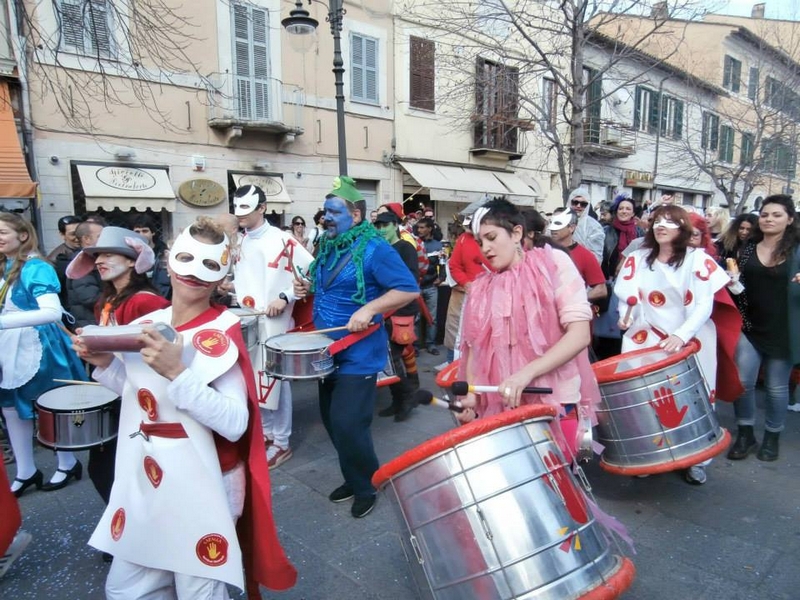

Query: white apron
left=89, top=308, right=245, bottom=591
left=234, top=226, right=313, bottom=409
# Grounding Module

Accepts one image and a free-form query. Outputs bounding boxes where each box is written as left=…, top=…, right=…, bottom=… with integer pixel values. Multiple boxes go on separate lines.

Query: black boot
left=394, top=398, right=415, bottom=422
left=727, top=426, right=758, bottom=460
left=378, top=398, right=401, bottom=417
left=757, top=431, right=780, bottom=462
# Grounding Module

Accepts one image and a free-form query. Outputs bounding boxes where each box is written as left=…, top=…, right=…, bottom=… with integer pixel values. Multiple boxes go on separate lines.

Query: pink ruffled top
left=458, top=246, right=600, bottom=421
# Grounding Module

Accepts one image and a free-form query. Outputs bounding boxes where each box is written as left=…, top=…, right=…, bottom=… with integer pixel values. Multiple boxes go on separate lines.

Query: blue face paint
left=323, top=196, right=354, bottom=238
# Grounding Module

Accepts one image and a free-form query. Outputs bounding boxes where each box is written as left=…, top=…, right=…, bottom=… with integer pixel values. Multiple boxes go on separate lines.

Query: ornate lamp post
left=283, top=0, right=348, bottom=176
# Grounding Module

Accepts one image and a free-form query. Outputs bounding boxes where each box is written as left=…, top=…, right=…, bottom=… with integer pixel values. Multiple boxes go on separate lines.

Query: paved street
left=2, top=351, right=799, bottom=599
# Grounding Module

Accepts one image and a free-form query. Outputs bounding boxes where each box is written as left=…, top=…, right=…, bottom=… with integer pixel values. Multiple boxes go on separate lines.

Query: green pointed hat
left=327, top=175, right=363, bottom=204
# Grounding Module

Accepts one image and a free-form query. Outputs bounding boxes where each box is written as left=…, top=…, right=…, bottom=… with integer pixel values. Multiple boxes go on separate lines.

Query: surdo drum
left=36, top=385, right=120, bottom=451
left=373, top=405, right=635, bottom=600
left=592, top=341, right=730, bottom=476
left=263, top=332, right=335, bottom=380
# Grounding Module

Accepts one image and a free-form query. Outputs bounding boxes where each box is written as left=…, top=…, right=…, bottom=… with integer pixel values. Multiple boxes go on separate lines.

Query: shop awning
left=231, top=173, right=292, bottom=204
left=0, top=81, right=36, bottom=199
left=398, top=161, right=537, bottom=206
left=76, top=164, right=177, bottom=212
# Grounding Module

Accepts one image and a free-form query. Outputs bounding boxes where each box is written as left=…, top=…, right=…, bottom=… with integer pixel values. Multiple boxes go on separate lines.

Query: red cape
left=204, top=305, right=298, bottom=595
left=711, top=288, right=744, bottom=402
left=0, top=465, right=21, bottom=555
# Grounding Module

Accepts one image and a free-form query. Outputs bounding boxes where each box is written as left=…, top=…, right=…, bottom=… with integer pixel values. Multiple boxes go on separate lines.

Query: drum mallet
left=451, top=381, right=553, bottom=395
left=413, top=389, right=464, bottom=413
left=622, top=296, right=638, bottom=326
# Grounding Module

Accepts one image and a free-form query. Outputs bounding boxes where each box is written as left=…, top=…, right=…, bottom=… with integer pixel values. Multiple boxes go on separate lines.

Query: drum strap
left=131, top=421, right=188, bottom=440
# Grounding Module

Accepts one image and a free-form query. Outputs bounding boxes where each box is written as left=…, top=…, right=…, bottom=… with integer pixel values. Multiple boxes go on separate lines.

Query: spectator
left=46, top=215, right=81, bottom=307
left=415, top=217, right=443, bottom=355
left=66, top=217, right=105, bottom=328
left=548, top=211, right=607, bottom=304
left=567, top=188, right=605, bottom=264
left=131, top=214, right=171, bottom=298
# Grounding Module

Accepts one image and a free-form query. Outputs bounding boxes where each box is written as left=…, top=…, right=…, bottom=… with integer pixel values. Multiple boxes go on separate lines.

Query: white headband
left=168, top=229, right=231, bottom=283
left=470, top=206, right=490, bottom=237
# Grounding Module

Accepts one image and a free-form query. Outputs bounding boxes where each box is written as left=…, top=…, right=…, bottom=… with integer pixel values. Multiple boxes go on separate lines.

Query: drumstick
left=413, top=390, right=465, bottom=413
left=283, top=239, right=304, bottom=284
left=53, top=379, right=102, bottom=386
left=451, top=381, right=553, bottom=396
left=297, top=325, right=350, bottom=335
left=623, top=296, right=638, bottom=325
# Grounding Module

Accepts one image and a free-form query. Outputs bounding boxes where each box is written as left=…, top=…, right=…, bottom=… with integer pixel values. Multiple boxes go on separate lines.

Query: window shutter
left=351, top=34, right=365, bottom=101
left=748, top=67, right=759, bottom=100
left=474, top=57, right=487, bottom=146
left=723, top=56, right=732, bottom=88
left=410, top=36, right=435, bottom=111
left=364, top=37, right=378, bottom=102
left=233, top=4, right=253, bottom=119
left=659, top=95, right=669, bottom=136
left=251, top=7, right=270, bottom=119
left=710, top=115, right=719, bottom=151
left=732, top=60, right=741, bottom=93
left=674, top=100, right=683, bottom=139
left=504, top=66, right=519, bottom=149
left=648, top=91, right=660, bottom=134
left=60, top=0, right=85, bottom=50
left=633, top=86, right=642, bottom=129
left=86, top=0, right=110, bottom=56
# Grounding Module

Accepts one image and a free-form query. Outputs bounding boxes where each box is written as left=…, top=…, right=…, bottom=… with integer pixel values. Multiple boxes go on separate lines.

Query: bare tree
left=397, top=0, right=705, bottom=202
left=10, top=0, right=220, bottom=132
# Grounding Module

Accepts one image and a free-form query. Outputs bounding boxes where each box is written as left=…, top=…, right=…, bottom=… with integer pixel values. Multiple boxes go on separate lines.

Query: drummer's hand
left=454, top=393, right=478, bottom=424
left=293, top=278, right=311, bottom=299
left=499, top=368, right=535, bottom=409
left=140, top=327, right=185, bottom=380
left=617, top=318, right=631, bottom=331
left=346, top=306, right=375, bottom=332
left=71, top=328, right=114, bottom=369
left=658, top=334, right=685, bottom=353
left=265, top=298, right=288, bottom=317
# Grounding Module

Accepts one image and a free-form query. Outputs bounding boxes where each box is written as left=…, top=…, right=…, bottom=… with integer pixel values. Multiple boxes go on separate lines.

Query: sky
left=712, top=0, right=800, bottom=20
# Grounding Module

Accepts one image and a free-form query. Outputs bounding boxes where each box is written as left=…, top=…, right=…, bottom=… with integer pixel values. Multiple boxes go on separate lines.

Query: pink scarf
left=458, top=246, right=599, bottom=420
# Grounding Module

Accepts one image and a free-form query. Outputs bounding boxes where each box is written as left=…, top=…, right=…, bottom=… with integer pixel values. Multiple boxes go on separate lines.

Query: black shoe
left=427, top=346, right=440, bottom=356
left=41, top=460, right=83, bottom=492
left=351, top=495, right=376, bottom=518
left=328, top=484, right=354, bottom=503
left=394, top=403, right=414, bottom=422
left=727, top=426, right=758, bottom=460
left=757, top=431, right=780, bottom=462
left=12, top=469, right=43, bottom=498
left=378, top=404, right=398, bottom=417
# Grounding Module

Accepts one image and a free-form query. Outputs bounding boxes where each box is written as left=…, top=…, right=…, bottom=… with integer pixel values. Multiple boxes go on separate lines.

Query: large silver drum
left=36, top=384, right=120, bottom=450
left=230, top=308, right=259, bottom=356
left=373, top=405, right=635, bottom=600
left=592, top=341, right=730, bottom=476
left=263, top=332, right=335, bottom=380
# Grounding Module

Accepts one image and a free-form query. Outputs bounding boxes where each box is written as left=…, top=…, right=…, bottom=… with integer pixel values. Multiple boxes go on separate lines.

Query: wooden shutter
left=474, top=57, right=487, bottom=146
left=233, top=3, right=271, bottom=120
left=251, top=7, right=270, bottom=119
left=60, top=0, right=85, bottom=51
left=503, top=65, right=519, bottom=150
left=723, top=56, right=732, bottom=89
left=674, top=100, right=683, bottom=139
left=233, top=4, right=252, bottom=119
left=86, top=0, right=110, bottom=56
left=410, top=36, right=435, bottom=111
left=731, top=59, right=741, bottom=93
left=648, top=91, right=660, bottom=134
left=633, top=86, right=642, bottom=129
left=352, top=34, right=378, bottom=103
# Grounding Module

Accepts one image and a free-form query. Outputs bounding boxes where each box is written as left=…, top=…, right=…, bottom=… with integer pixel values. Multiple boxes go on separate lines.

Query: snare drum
left=36, top=385, right=120, bottom=451
left=230, top=308, right=259, bottom=355
left=373, top=405, right=635, bottom=600
left=592, top=341, right=731, bottom=476
left=263, top=332, right=335, bottom=380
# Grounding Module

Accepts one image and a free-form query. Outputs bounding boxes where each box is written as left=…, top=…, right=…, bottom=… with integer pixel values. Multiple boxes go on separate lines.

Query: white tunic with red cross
left=88, top=308, right=245, bottom=590
left=614, top=247, right=729, bottom=396
left=234, top=222, right=313, bottom=409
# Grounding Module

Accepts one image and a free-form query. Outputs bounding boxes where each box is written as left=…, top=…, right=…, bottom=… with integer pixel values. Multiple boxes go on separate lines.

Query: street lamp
left=283, top=0, right=348, bottom=176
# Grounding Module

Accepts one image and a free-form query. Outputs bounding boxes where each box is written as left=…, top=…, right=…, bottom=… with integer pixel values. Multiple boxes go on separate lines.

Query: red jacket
left=449, top=233, right=492, bottom=287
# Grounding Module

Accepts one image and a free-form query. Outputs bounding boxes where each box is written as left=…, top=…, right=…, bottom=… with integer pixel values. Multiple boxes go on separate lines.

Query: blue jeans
left=417, top=286, right=438, bottom=348
left=318, top=373, right=379, bottom=497
left=733, top=334, right=793, bottom=432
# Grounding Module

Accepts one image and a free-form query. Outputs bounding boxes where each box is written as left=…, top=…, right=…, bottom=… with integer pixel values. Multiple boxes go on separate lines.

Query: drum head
left=266, top=332, right=333, bottom=351
left=592, top=340, right=699, bottom=383
left=36, top=385, right=119, bottom=411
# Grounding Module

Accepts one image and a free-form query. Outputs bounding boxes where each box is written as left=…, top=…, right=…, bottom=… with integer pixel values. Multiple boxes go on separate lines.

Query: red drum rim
left=599, top=427, right=731, bottom=476
left=372, top=404, right=557, bottom=488
left=591, top=340, right=700, bottom=384
left=577, top=556, right=636, bottom=600
left=434, top=358, right=461, bottom=388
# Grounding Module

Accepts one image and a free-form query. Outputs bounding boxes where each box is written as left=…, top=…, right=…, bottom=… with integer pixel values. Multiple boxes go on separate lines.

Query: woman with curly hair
left=0, top=213, right=86, bottom=497
left=715, top=213, right=758, bottom=264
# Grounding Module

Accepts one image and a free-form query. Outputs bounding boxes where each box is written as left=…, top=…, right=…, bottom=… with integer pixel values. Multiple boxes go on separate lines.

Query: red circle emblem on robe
left=632, top=330, right=648, bottom=344
left=137, top=388, right=158, bottom=421
left=111, top=508, right=126, bottom=541
left=192, top=330, right=230, bottom=357
left=143, top=456, right=163, bottom=488
left=242, top=296, right=256, bottom=308
left=684, top=290, right=693, bottom=306
left=648, top=291, right=666, bottom=307
left=196, top=533, right=229, bottom=566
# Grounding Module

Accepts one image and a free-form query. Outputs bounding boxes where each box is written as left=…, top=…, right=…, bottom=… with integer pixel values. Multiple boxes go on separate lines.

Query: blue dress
left=0, top=258, right=87, bottom=419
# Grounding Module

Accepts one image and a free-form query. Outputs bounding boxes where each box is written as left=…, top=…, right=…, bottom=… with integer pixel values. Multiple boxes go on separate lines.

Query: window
left=351, top=33, right=379, bottom=104
left=409, top=36, right=434, bottom=111
left=583, top=68, right=602, bottom=143
left=232, top=2, right=272, bottom=120
left=701, top=112, right=720, bottom=151
left=473, top=57, right=519, bottom=152
left=718, top=125, right=734, bottom=163
left=747, top=67, right=759, bottom=100
left=634, top=86, right=655, bottom=133
left=765, top=76, right=800, bottom=120
left=740, top=132, right=754, bottom=165
left=764, top=138, right=797, bottom=179
left=723, top=55, right=741, bottom=93
left=59, top=0, right=112, bottom=57
left=542, top=78, right=557, bottom=128
left=660, top=95, right=684, bottom=139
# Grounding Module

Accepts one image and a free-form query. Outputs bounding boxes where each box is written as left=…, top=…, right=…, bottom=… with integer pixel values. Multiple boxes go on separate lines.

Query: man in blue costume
left=294, top=176, right=419, bottom=518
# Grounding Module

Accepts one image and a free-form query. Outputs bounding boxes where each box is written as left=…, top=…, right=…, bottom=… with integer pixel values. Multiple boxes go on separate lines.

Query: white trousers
left=106, top=559, right=231, bottom=600
left=261, top=381, right=292, bottom=449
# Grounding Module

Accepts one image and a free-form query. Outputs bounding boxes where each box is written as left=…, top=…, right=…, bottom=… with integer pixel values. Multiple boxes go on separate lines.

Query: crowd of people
left=1, top=178, right=798, bottom=598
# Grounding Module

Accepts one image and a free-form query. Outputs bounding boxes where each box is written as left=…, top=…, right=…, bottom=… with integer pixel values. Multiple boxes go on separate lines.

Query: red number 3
left=695, top=258, right=717, bottom=282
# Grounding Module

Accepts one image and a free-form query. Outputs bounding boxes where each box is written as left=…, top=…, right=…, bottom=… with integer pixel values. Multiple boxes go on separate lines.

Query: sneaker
left=787, top=403, right=800, bottom=413
left=351, top=495, right=376, bottom=518
left=0, top=530, right=32, bottom=578
left=433, top=361, right=450, bottom=372
left=328, top=484, right=354, bottom=503
left=266, top=446, right=292, bottom=470
left=684, top=465, right=707, bottom=485
left=427, top=346, right=440, bottom=356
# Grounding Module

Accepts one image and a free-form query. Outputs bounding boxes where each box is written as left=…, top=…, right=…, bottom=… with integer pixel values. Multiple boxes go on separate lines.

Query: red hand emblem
left=543, top=451, right=589, bottom=524
left=650, top=386, right=688, bottom=428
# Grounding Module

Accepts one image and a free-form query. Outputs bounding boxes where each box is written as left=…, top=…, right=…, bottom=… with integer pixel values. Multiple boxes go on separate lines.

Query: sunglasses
left=571, top=200, right=589, bottom=208
left=292, top=221, right=305, bottom=226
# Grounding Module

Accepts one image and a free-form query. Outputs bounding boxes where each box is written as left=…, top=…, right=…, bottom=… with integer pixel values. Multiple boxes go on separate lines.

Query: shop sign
left=624, top=170, right=654, bottom=189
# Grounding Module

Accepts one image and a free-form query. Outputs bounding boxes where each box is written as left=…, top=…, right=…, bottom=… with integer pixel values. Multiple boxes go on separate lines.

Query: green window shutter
left=634, top=86, right=642, bottom=129
left=648, top=91, right=660, bottom=134
left=674, top=101, right=683, bottom=139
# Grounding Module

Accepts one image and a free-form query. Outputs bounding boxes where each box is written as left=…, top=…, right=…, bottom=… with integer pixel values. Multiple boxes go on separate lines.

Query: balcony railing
left=207, top=74, right=305, bottom=136
left=583, top=118, right=636, bottom=158
left=470, top=114, right=532, bottom=160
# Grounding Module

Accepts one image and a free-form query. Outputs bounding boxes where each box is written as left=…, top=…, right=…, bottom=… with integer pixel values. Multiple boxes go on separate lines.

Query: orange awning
left=0, top=81, right=36, bottom=198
